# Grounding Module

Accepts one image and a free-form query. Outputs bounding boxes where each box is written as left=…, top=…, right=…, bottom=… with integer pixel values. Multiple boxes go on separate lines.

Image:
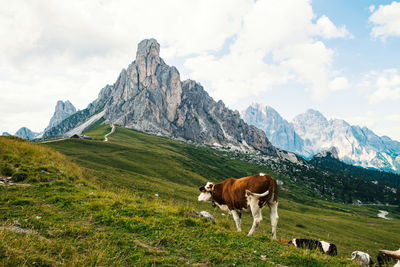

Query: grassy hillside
left=1, top=128, right=399, bottom=266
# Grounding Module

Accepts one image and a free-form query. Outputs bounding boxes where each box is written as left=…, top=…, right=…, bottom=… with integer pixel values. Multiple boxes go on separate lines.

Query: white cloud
left=0, top=0, right=252, bottom=133
left=361, top=69, right=400, bottom=104
left=0, top=0, right=251, bottom=64
left=314, top=15, right=353, bottom=39
left=329, top=76, right=350, bottom=91
left=184, top=0, right=352, bottom=106
left=369, top=1, right=400, bottom=40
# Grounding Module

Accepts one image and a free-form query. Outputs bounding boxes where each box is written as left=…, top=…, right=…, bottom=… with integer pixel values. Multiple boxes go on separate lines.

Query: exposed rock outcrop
left=45, top=100, right=76, bottom=132
left=44, top=38, right=278, bottom=156
left=311, top=147, right=339, bottom=160
left=14, top=127, right=38, bottom=140
left=242, top=103, right=304, bottom=155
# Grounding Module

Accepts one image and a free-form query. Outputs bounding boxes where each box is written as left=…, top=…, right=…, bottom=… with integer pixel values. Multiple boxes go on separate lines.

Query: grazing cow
left=288, top=239, right=337, bottom=256
left=377, top=249, right=400, bottom=267
left=351, top=251, right=374, bottom=266
left=198, top=173, right=278, bottom=239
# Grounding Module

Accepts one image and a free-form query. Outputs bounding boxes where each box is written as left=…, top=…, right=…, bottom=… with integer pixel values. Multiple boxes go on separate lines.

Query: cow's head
left=198, top=182, right=214, bottom=202
left=351, top=252, right=357, bottom=261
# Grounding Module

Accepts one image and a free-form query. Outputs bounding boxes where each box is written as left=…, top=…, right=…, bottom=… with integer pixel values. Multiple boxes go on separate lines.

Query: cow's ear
left=199, top=186, right=206, bottom=192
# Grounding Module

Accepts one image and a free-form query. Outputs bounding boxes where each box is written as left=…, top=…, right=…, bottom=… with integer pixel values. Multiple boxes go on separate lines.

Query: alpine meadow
left=1, top=124, right=399, bottom=265
left=2, top=1, right=400, bottom=265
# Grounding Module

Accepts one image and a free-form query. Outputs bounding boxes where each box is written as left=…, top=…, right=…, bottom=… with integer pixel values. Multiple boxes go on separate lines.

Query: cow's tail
left=246, top=189, right=269, bottom=198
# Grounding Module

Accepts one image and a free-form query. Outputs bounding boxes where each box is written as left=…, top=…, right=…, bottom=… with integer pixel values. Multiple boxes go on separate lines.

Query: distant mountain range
left=1, top=127, right=39, bottom=140
left=2, top=100, right=76, bottom=140
left=242, top=103, right=400, bottom=174
left=5, top=39, right=399, bottom=175
left=15, top=127, right=39, bottom=140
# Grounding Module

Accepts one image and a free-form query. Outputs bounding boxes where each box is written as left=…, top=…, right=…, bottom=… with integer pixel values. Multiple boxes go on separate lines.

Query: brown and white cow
left=198, top=173, right=279, bottom=239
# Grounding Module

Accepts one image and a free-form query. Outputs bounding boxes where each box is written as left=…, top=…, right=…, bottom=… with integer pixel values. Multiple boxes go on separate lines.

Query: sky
left=1, top=0, right=400, bottom=140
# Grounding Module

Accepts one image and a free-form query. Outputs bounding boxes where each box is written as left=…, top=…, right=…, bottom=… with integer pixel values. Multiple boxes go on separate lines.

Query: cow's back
left=246, top=174, right=277, bottom=198
left=221, top=174, right=277, bottom=210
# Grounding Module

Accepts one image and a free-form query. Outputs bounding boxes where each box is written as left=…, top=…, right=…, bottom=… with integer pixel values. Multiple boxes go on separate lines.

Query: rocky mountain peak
left=136, top=38, right=160, bottom=59
left=298, top=109, right=328, bottom=123
left=292, top=109, right=329, bottom=138
left=55, top=100, right=76, bottom=114
left=15, top=127, right=38, bottom=140
left=136, top=39, right=163, bottom=72
left=249, top=102, right=264, bottom=110
left=45, top=100, right=77, bottom=132
left=241, top=103, right=304, bottom=155
left=132, top=38, right=167, bottom=87
left=312, top=146, right=339, bottom=159
left=306, top=108, right=324, bottom=116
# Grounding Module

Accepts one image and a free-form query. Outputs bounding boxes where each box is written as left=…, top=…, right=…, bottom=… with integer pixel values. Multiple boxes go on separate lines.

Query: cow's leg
left=248, top=200, right=262, bottom=236
left=231, top=210, right=242, bottom=232
left=269, top=201, right=279, bottom=240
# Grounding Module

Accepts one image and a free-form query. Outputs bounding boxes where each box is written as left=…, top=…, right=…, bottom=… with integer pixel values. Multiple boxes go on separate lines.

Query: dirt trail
left=104, top=124, right=115, bottom=142
left=39, top=138, right=65, bottom=144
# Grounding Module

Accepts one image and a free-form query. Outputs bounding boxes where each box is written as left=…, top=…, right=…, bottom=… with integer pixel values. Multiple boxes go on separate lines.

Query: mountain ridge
left=42, top=39, right=279, bottom=157
left=14, top=127, right=39, bottom=140
left=242, top=103, right=400, bottom=174
left=44, top=100, right=76, bottom=132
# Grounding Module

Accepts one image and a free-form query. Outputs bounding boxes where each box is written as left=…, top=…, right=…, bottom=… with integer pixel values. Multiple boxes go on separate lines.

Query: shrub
left=12, top=172, right=28, bottom=182
left=0, top=163, right=14, bottom=176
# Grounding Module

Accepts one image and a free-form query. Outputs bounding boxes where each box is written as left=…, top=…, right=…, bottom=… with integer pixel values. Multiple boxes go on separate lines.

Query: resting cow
left=198, top=173, right=278, bottom=239
left=351, top=251, right=374, bottom=266
left=289, top=239, right=337, bottom=256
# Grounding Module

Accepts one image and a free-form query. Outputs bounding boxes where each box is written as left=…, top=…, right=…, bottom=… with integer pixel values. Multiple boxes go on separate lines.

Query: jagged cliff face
left=103, top=39, right=276, bottom=155
left=174, top=81, right=276, bottom=154
left=242, top=103, right=304, bottom=155
left=45, top=39, right=277, bottom=156
left=291, top=109, right=400, bottom=173
left=97, top=39, right=182, bottom=135
left=45, top=100, right=76, bottom=132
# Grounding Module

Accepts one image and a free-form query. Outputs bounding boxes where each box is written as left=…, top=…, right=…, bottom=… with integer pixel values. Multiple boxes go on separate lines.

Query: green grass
left=1, top=127, right=399, bottom=266
left=82, top=118, right=108, bottom=140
